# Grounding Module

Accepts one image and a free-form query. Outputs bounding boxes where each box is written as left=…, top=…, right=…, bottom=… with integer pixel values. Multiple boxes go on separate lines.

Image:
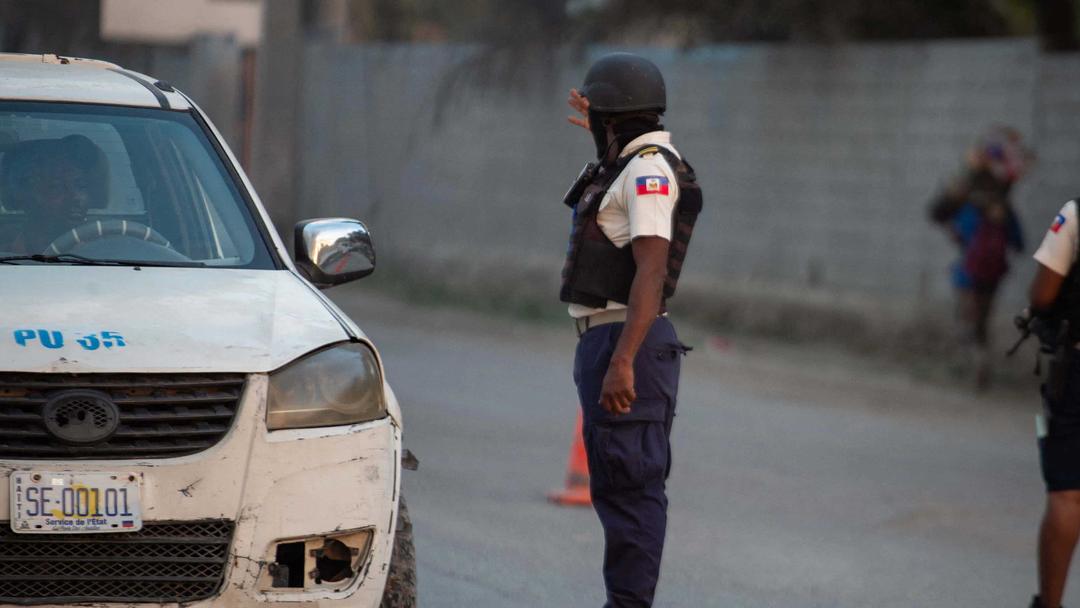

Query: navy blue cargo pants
left=573, top=317, right=685, bottom=608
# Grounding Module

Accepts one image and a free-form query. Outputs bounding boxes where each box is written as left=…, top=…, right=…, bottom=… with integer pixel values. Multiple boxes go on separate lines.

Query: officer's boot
left=1032, top=595, right=1064, bottom=608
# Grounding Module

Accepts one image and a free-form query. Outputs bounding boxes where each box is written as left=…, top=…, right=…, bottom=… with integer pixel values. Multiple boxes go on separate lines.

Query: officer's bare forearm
left=610, top=237, right=669, bottom=368
left=1030, top=262, right=1066, bottom=314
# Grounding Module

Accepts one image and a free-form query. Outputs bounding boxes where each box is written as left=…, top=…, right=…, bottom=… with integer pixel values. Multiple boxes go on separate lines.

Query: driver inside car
left=0, top=134, right=109, bottom=254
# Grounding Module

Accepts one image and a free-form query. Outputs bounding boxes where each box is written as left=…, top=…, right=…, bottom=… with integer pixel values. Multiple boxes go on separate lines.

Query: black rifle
left=1009, top=308, right=1071, bottom=401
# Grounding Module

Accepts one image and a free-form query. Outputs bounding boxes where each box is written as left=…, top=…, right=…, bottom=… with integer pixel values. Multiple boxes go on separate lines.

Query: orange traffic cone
left=547, top=410, right=592, bottom=507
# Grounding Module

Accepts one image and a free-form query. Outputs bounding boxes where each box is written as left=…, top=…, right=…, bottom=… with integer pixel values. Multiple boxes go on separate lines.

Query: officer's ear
left=587, top=110, right=611, bottom=127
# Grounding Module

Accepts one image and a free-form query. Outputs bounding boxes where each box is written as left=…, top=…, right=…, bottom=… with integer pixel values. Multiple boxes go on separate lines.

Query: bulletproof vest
left=1064, top=270, right=1080, bottom=342
left=559, top=145, right=703, bottom=309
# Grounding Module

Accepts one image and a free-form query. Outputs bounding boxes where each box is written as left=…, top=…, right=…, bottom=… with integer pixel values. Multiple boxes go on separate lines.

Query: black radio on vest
left=559, top=145, right=703, bottom=309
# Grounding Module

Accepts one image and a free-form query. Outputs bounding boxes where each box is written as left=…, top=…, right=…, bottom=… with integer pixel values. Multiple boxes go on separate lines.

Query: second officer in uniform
left=562, top=52, right=703, bottom=607
left=1025, top=196, right=1080, bottom=608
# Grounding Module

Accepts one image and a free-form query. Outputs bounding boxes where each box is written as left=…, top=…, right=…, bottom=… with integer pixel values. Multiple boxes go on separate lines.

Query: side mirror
left=294, top=218, right=375, bottom=288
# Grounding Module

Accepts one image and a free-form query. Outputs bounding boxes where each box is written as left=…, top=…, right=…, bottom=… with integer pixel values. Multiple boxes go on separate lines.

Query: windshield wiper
left=112, top=258, right=207, bottom=268
left=0, top=254, right=206, bottom=267
left=0, top=254, right=124, bottom=266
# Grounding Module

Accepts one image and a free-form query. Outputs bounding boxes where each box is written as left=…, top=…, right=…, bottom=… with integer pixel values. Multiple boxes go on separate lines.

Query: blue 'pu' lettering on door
left=13, top=330, right=126, bottom=350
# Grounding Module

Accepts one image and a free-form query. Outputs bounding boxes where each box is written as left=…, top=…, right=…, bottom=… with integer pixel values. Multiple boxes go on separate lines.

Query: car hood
left=0, top=266, right=353, bottom=373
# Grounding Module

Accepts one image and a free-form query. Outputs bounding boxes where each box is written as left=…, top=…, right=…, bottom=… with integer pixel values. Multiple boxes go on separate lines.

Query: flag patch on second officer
left=636, top=175, right=669, bottom=196
left=1052, top=213, right=1066, bottom=233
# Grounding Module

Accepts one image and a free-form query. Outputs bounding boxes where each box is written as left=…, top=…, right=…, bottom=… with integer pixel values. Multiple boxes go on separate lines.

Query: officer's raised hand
left=567, top=88, right=590, bottom=131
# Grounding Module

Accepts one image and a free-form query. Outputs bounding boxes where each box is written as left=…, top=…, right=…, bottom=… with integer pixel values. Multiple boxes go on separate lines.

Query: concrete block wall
left=1031, top=52, right=1080, bottom=251
left=290, top=39, right=1078, bottom=338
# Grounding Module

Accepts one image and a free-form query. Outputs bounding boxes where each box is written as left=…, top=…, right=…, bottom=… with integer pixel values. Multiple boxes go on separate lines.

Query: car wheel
left=379, top=495, right=417, bottom=608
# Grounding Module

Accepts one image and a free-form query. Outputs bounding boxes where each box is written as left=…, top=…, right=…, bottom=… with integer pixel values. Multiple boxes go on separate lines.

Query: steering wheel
left=44, top=218, right=174, bottom=256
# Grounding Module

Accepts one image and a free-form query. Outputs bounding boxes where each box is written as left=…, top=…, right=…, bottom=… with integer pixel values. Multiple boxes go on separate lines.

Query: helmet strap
left=602, top=118, right=619, bottom=165
left=590, top=110, right=662, bottom=165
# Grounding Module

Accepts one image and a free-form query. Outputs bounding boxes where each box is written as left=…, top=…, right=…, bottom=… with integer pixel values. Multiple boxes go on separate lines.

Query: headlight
left=267, top=342, right=387, bottom=430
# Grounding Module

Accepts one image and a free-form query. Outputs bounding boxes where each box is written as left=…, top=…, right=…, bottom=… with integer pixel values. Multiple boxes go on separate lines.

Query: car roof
left=0, top=53, right=191, bottom=111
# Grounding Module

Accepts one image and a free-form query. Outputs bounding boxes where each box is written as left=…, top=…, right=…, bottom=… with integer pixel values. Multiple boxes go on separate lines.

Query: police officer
left=562, top=52, right=702, bottom=607
left=1026, top=196, right=1080, bottom=608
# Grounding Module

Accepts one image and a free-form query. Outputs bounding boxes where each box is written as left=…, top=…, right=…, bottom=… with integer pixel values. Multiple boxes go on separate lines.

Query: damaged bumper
left=0, top=374, right=402, bottom=607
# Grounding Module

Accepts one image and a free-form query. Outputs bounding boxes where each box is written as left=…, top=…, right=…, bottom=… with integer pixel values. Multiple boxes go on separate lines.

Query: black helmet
left=581, top=52, right=666, bottom=113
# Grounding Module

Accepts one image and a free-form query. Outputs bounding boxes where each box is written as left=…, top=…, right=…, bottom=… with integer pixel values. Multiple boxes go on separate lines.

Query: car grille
left=0, top=520, right=234, bottom=604
left=0, top=373, right=246, bottom=459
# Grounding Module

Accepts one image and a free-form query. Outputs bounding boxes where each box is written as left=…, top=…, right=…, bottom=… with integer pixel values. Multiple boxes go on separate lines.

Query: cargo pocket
left=632, top=342, right=688, bottom=405
left=589, top=416, right=669, bottom=493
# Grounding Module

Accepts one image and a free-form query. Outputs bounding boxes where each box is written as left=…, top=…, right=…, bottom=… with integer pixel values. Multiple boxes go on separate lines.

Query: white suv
left=0, top=54, right=414, bottom=606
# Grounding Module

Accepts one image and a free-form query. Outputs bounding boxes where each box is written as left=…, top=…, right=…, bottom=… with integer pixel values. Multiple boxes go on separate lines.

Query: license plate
left=9, top=472, right=143, bottom=534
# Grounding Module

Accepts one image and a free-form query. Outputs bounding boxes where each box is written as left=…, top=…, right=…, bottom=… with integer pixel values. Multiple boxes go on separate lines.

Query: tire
left=379, top=495, right=417, bottom=608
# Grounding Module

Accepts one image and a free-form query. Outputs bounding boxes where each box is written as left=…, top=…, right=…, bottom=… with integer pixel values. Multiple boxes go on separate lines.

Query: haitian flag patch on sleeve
left=1052, top=213, right=1066, bottom=233
left=635, top=175, right=670, bottom=196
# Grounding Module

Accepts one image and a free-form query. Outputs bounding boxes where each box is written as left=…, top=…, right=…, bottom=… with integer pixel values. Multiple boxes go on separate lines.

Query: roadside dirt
left=330, top=284, right=1037, bottom=434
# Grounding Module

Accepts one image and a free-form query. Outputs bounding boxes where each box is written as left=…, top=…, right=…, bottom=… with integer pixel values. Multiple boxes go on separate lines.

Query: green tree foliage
left=408, top=0, right=1016, bottom=44
left=0, top=0, right=102, bottom=54
left=1032, top=0, right=1079, bottom=50
left=332, top=0, right=1076, bottom=49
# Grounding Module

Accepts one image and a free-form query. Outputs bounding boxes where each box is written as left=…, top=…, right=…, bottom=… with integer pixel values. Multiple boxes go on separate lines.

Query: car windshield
left=0, top=101, right=276, bottom=268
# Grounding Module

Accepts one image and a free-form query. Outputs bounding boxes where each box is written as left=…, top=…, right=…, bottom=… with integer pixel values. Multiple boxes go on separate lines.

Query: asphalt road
left=331, top=286, right=1049, bottom=608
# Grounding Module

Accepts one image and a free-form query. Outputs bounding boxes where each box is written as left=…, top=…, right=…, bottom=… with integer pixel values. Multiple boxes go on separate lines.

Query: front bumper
left=0, top=374, right=402, bottom=606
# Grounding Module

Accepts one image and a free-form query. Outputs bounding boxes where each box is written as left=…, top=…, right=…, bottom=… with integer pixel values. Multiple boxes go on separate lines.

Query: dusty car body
left=0, top=53, right=408, bottom=606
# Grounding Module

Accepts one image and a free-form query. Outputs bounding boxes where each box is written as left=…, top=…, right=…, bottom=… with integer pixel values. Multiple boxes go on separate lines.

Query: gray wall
left=287, top=39, right=1079, bottom=336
